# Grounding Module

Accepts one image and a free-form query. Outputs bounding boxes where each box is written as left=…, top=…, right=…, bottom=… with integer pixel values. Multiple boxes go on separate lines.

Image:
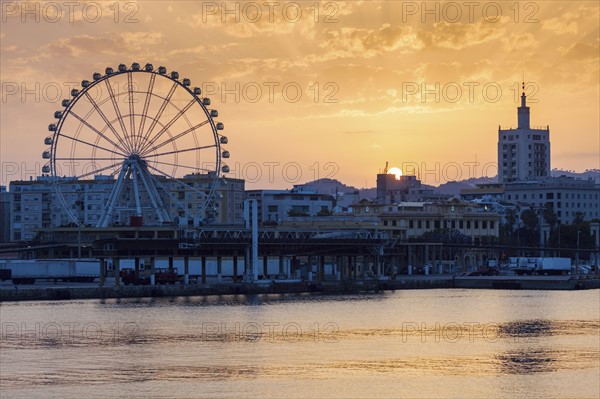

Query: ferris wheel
left=42, top=63, right=230, bottom=228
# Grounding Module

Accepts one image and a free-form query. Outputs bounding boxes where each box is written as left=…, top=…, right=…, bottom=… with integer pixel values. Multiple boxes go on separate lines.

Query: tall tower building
left=498, top=83, right=550, bottom=183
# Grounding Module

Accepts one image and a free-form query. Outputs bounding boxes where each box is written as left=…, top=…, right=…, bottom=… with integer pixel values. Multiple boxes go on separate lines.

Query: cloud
left=2, top=45, right=17, bottom=52
left=320, top=24, right=422, bottom=58
left=562, top=40, right=600, bottom=60
left=37, top=32, right=163, bottom=58
left=120, top=32, right=163, bottom=48
left=418, top=20, right=506, bottom=50
left=543, top=17, right=578, bottom=35
left=179, top=2, right=327, bottom=39
left=501, top=32, right=538, bottom=51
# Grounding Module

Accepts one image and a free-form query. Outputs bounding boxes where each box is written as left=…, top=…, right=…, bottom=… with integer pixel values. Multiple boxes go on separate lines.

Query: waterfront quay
left=1, top=224, right=599, bottom=302
left=2, top=275, right=599, bottom=302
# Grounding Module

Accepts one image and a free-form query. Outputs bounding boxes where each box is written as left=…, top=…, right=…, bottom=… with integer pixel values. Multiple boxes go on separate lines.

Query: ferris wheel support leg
left=131, top=163, right=143, bottom=217
left=243, top=199, right=258, bottom=283
left=97, top=165, right=129, bottom=227
left=137, top=166, right=170, bottom=223
left=147, top=173, right=196, bottom=223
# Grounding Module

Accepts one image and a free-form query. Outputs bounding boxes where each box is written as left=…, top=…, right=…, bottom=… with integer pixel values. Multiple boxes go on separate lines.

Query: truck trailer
left=508, top=257, right=571, bottom=276
left=0, top=259, right=99, bottom=284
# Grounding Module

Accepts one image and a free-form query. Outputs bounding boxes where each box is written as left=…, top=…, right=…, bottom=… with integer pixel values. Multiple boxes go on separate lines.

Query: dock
left=1, top=275, right=598, bottom=302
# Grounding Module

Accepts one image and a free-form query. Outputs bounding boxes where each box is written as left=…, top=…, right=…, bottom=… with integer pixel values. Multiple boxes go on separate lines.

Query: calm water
left=1, top=289, right=599, bottom=399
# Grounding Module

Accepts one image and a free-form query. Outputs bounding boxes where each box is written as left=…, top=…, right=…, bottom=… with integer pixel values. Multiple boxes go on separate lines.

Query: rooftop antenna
left=383, top=161, right=389, bottom=174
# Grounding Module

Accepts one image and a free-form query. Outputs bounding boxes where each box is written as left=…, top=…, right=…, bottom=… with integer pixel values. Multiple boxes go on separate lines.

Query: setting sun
left=387, top=167, right=403, bottom=180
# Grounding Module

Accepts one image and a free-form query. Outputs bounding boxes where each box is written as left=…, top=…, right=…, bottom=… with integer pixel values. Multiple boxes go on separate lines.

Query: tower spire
left=518, top=77, right=530, bottom=128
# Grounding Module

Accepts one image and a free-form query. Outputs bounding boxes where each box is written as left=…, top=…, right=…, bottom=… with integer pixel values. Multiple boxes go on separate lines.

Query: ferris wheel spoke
left=127, top=72, right=136, bottom=149
left=151, top=144, right=216, bottom=158
left=59, top=133, right=128, bottom=158
left=83, top=91, right=133, bottom=154
left=71, top=160, right=122, bottom=180
left=136, top=73, right=156, bottom=152
left=138, top=81, right=178, bottom=150
left=138, top=99, right=196, bottom=155
left=69, top=110, right=130, bottom=155
left=157, top=175, right=213, bottom=198
left=105, top=79, right=135, bottom=151
left=147, top=174, right=196, bottom=219
left=150, top=159, right=215, bottom=173
left=141, top=120, right=211, bottom=156
left=146, top=164, right=212, bottom=198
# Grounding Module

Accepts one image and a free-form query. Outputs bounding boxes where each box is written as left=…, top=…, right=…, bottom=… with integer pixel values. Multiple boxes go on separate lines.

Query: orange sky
left=1, top=0, right=598, bottom=189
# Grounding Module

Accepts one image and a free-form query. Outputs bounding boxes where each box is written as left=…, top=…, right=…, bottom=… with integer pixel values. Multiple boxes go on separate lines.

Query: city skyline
left=1, top=1, right=599, bottom=190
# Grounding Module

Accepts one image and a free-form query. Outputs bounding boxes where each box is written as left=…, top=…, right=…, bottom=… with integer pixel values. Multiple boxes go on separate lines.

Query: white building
left=245, top=188, right=334, bottom=224
left=8, top=174, right=244, bottom=241
left=0, top=186, right=11, bottom=243
left=353, top=200, right=500, bottom=243
left=498, top=85, right=550, bottom=183
left=504, top=176, right=600, bottom=224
